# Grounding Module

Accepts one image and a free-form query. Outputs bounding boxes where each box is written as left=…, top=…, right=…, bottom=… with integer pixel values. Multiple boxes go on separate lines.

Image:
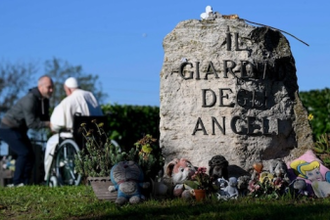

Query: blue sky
left=0, top=0, right=329, bottom=107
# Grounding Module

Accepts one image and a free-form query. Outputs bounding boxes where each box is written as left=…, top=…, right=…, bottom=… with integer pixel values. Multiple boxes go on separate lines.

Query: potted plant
left=191, top=167, right=212, bottom=201
left=75, top=118, right=165, bottom=201
left=74, top=119, right=126, bottom=200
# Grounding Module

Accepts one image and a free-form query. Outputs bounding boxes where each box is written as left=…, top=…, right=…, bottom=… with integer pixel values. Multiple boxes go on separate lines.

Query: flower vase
left=194, top=189, right=206, bottom=201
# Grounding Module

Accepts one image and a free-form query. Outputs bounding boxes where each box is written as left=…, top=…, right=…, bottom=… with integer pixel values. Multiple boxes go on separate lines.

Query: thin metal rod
left=241, top=18, right=309, bottom=47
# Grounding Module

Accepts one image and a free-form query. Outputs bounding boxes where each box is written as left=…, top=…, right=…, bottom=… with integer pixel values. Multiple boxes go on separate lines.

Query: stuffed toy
left=288, top=150, right=330, bottom=198
left=286, top=179, right=308, bottom=197
left=165, top=158, right=197, bottom=199
left=108, top=160, right=150, bottom=205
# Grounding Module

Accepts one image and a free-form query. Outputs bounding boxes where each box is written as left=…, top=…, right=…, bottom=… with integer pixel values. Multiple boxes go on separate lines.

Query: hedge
left=101, top=104, right=160, bottom=152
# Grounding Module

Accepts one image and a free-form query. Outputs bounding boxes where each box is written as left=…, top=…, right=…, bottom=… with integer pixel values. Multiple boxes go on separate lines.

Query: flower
left=127, top=134, right=164, bottom=180
left=248, top=171, right=289, bottom=199
left=308, top=114, right=314, bottom=121
left=191, top=167, right=212, bottom=190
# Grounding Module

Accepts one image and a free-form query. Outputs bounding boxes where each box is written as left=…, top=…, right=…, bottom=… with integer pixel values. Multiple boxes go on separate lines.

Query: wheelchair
left=47, top=138, right=81, bottom=187
left=46, top=113, right=111, bottom=187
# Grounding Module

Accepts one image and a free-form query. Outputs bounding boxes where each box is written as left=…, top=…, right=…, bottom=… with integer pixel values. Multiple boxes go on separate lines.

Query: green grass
left=1, top=185, right=330, bottom=220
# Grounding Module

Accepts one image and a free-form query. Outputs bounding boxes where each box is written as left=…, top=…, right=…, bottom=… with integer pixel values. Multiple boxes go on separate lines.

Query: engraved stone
left=159, top=15, right=314, bottom=176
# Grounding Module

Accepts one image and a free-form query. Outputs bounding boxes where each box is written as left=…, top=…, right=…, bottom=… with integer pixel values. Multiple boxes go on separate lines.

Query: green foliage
left=299, top=88, right=330, bottom=138
left=94, top=104, right=162, bottom=180
left=74, top=119, right=127, bottom=178
left=314, top=133, right=330, bottom=154
left=126, top=134, right=164, bottom=179
left=300, top=88, right=330, bottom=167
left=101, top=104, right=160, bottom=152
left=191, top=167, right=211, bottom=190
left=313, top=133, right=330, bottom=168
left=74, top=117, right=163, bottom=181
left=249, top=176, right=288, bottom=199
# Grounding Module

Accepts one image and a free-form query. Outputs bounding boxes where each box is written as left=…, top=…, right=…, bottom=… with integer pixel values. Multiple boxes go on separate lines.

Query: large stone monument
left=159, top=8, right=314, bottom=176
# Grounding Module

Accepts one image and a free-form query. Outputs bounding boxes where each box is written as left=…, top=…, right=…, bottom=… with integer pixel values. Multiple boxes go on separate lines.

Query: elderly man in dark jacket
left=0, top=75, right=53, bottom=187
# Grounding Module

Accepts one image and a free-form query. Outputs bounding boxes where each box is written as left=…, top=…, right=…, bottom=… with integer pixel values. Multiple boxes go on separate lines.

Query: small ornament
left=253, top=162, right=263, bottom=173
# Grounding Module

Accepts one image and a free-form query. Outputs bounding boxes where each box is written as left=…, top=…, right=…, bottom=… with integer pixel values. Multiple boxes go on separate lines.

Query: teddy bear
left=165, top=158, right=197, bottom=199
left=108, top=160, right=150, bottom=205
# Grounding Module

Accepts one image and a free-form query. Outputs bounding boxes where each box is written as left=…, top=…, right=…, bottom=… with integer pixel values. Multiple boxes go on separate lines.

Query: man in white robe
left=44, top=77, right=103, bottom=181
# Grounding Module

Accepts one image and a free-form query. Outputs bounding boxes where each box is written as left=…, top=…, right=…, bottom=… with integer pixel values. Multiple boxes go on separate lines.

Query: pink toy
left=165, top=158, right=197, bottom=199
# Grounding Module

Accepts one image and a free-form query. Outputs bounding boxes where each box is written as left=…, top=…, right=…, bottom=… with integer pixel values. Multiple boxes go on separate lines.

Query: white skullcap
left=64, top=77, right=79, bottom=88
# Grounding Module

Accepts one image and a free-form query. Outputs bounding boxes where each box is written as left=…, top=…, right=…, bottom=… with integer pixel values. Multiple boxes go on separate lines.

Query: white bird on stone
left=200, top=5, right=213, bottom=20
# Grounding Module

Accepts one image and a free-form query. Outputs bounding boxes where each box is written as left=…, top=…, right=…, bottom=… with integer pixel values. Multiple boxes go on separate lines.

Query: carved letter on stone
left=192, top=117, right=208, bottom=135
left=230, top=116, right=247, bottom=135
left=204, top=61, right=219, bottom=80
left=219, top=88, right=234, bottom=107
left=179, top=62, right=194, bottom=80
left=211, top=116, right=225, bottom=135
left=223, top=60, right=236, bottom=78
left=202, top=89, right=216, bottom=108
left=235, top=33, right=247, bottom=51
left=240, top=60, right=255, bottom=78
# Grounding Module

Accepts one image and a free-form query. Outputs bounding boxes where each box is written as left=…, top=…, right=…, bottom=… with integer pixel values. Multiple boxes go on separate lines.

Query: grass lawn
left=0, top=185, right=330, bottom=220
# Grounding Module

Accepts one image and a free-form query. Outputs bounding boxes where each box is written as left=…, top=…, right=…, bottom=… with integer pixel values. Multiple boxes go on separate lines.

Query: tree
left=0, top=61, right=37, bottom=117
left=0, top=58, right=107, bottom=118
left=300, top=88, right=330, bottom=138
left=44, top=57, right=107, bottom=107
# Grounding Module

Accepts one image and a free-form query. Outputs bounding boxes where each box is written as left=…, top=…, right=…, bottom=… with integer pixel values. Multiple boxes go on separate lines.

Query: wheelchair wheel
left=55, top=139, right=82, bottom=186
left=49, top=176, right=58, bottom=187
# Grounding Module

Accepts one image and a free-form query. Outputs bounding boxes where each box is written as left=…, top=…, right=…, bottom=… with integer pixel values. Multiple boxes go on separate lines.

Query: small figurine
left=149, top=170, right=171, bottom=200
left=268, top=159, right=291, bottom=195
left=217, top=177, right=228, bottom=190
left=237, top=175, right=251, bottom=196
left=208, top=155, right=229, bottom=180
left=217, top=177, right=239, bottom=200
left=269, top=158, right=289, bottom=181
